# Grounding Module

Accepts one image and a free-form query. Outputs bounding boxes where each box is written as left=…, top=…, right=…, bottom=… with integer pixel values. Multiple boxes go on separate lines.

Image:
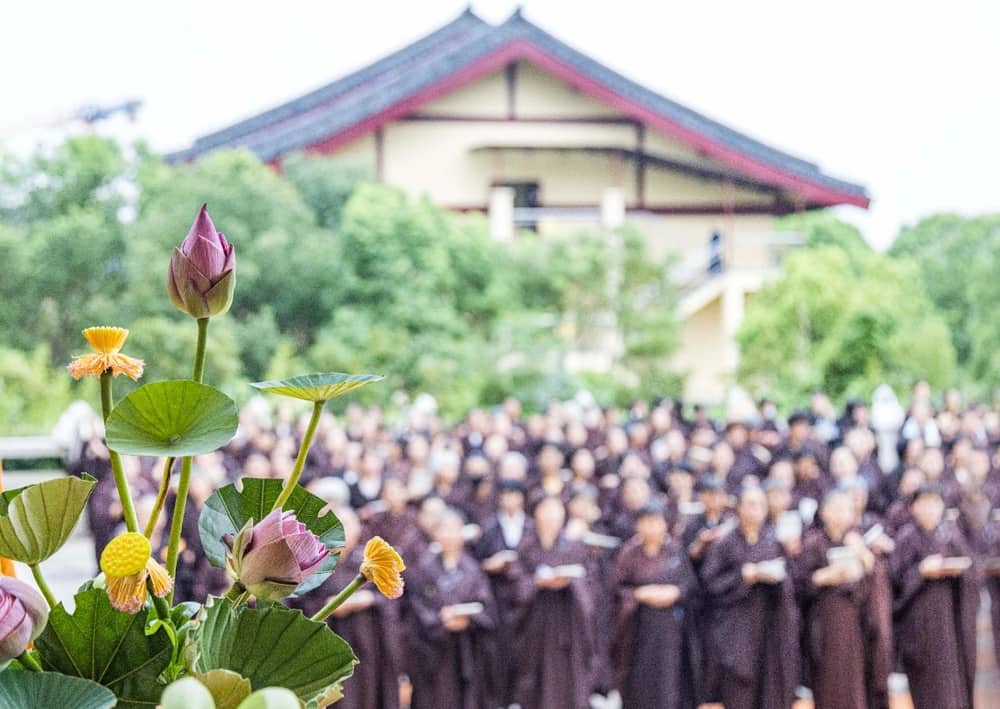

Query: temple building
left=169, top=8, right=869, bottom=402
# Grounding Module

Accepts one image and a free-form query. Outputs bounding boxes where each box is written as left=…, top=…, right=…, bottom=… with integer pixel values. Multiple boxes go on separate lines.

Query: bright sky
left=4, top=0, right=998, bottom=248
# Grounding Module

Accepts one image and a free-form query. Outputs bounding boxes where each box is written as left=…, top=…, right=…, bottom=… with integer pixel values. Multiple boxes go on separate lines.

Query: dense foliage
left=889, top=213, right=1000, bottom=393
left=736, top=213, right=959, bottom=408
left=2, top=137, right=996, bottom=431
left=0, top=137, right=679, bottom=431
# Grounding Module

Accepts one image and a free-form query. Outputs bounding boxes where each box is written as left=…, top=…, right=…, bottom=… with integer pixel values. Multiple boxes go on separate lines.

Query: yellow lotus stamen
left=100, top=532, right=151, bottom=578
left=99, top=533, right=174, bottom=613
left=146, top=558, right=174, bottom=598
left=106, top=572, right=148, bottom=614
left=83, top=326, right=129, bottom=353
left=67, top=326, right=144, bottom=380
left=360, top=536, right=406, bottom=599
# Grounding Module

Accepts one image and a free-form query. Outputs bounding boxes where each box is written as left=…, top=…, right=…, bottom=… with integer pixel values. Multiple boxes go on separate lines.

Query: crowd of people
left=69, top=383, right=1000, bottom=709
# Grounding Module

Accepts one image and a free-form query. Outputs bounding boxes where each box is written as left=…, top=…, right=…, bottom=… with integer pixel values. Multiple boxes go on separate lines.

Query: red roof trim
left=305, top=40, right=869, bottom=209
left=448, top=202, right=802, bottom=216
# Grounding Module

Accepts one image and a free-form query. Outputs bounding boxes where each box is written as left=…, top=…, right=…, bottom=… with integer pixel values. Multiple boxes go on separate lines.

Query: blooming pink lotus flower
left=167, top=204, right=236, bottom=319
left=0, top=577, right=49, bottom=664
left=226, top=510, right=328, bottom=601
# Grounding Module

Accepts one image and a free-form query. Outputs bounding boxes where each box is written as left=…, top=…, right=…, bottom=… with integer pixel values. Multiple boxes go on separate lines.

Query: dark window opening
left=496, top=180, right=540, bottom=232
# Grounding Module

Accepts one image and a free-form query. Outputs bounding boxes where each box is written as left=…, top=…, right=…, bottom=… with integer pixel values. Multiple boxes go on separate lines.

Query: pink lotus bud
left=0, top=577, right=48, bottom=664
left=167, top=204, right=236, bottom=319
left=226, top=510, right=328, bottom=601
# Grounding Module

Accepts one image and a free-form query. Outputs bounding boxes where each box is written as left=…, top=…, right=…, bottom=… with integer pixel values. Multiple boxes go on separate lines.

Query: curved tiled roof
left=167, top=8, right=868, bottom=207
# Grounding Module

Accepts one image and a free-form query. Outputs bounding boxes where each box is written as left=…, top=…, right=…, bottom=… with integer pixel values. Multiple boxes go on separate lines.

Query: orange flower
left=67, top=326, right=144, bottom=380
left=100, top=532, right=172, bottom=613
left=359, top=536, right=405, bottom=599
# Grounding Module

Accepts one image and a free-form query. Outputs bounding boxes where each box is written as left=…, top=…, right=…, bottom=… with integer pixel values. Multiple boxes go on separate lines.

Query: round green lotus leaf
left=34, top=588, right=173, bottom=706
left=0, top=474, right=96, bottom=563
left=193, top=597, right=356, bottom=706
left=250, top=372, right=383, bottom=403
left=237, top=687, right=303, bottom=709
left=0, top=671, right=116, bottom=709
left=105, top=380, right=238, bottom=456
left=161, top=677, right=216, bottom=709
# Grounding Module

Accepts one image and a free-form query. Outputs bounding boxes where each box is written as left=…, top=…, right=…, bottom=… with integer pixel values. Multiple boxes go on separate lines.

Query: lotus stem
left=164, top=317, right=210, bottom=603
left=29, top=563, right=56, bottom=609
left=164, top=454, right=192, bottom=603
left=192, top=317, right=209, bottom=382
left=17, top=651, right=42, bottom=672
left=147, top=578, right=171, bottom=621
left=144, top=457, right=175, bottom=539
left=311, top=574, right=366, bottom=622
left=100, top=372, right=140, bottom=534
left=272, top=400, right=325, bottom=512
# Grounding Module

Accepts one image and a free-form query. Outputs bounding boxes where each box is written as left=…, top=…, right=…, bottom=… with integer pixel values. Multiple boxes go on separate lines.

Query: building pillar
left=721, top=278, right=745, bottom=373
left=601, top=187, right=626, bottom=229
left=489, top=186, right=515, bottom=242
left=602, top=187, right=627, bottom=362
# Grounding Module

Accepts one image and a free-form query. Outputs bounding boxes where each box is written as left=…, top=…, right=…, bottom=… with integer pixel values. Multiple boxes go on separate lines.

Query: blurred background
left=1, top=0, right=997, bottom=433
left=3, top=4, right=1000, bottom=707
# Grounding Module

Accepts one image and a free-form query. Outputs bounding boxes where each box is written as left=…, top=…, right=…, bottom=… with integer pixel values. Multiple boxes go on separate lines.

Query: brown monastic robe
left=363, top=507, right=424, bottom=559
left=514, top=533, right=596, bottom=709
left=792, top=528, right=891, bottom=709
left=700, top=527, right=799, bottom=709
left=889, top=521, right=979, bottom=709
left=473, top=515, right=535, bottom=706
left=858, top=514, right=894, bottom=709
left=611, top=536, right=699, bottom=709
left=981, top=517, right=1000, bottom=672
left=406, top=551, right=498, bottom=709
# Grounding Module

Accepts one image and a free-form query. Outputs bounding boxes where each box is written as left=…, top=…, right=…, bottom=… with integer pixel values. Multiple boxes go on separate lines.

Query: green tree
left=0, top=345, right=73, bottom=434
left=0, top=135, right=126, bottom=224
left=124, top=316, right=245, bottom=399
left=965, top=243, right=1000, bottom=394
left=282, top=152, right=371, bottom=230
left=889, top=213, right=1000, bottom=369
left=0, top=138, right=131, bottom=362
left=0, top=138, right=685, bottom=429
left=616, top=229, right=681, bottom=396
left=737, top=245, right=956, bottom=407
left=780, top=211, right=871, bottom=269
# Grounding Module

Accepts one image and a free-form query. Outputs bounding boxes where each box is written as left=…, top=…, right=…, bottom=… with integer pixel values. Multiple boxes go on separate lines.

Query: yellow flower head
left=67, top=326, right=144, bottom=380
left=359, top=536, right=405, bottom=599
left=100, top=532, right=172, bottom=614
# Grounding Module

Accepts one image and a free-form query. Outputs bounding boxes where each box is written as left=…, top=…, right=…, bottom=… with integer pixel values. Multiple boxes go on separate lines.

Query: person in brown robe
left=362, top=477, right=424, bottom=559
left=612, top=501, right=699, bottom=709
left=474, top=478, right=534, bottom=706
left=681, top=475, right=732, bottom=563
left=980, top=506, right=1000, bottom=674
left=566, top=484, right=620, bottom=696
left=76, top=437, right=120, bottom=563
left=889, top=483, right=978, bottom=709
left=841, top=478, right=894, bottom=709
left=292, top=508, right=402, bottom=709
left=700, top=485, right=799, bottom=709
left=515, top=495, right=596, bottom=709
left=725, top=421, right=766, bottom=492
left=406, top=508, right=498, bottom=709
left=792, top=488, right=889, bottom=709
left=680, top=474, right=732, bottom=705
